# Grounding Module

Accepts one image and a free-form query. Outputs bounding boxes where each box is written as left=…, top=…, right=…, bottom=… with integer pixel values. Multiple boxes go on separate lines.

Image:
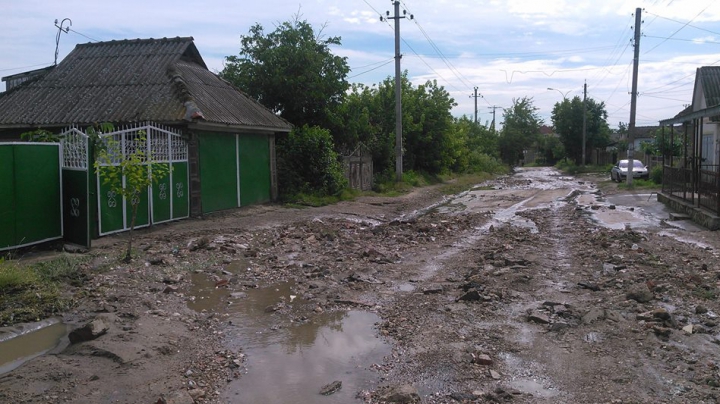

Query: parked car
left=610, top=159, right=649, bottom=182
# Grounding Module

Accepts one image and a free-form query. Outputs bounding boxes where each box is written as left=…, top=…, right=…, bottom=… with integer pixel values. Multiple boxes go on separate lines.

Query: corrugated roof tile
left=0, top=37, right=291, bottom=131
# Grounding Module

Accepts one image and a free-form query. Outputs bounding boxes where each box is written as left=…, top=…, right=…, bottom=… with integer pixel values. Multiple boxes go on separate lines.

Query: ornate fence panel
left=60, top=127, right=91, bottom=247
left=95, top=123, right=189, bottom=236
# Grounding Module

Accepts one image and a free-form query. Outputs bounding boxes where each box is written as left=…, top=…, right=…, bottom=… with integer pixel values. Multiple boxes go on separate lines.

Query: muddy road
left=2, top=167, right=720, bottom=404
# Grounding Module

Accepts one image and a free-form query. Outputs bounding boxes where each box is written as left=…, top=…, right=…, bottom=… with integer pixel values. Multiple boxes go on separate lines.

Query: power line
left=644, top=10, right=720, bottom=37
left=0, top=62, right=55, bottom=72
left=348, top=59, right=394, bottom=79
left=643, top=3, right=713, bottom=55
left=644, top=35, right=720, bottom=45
left=68, top=28, right=100, bottom=42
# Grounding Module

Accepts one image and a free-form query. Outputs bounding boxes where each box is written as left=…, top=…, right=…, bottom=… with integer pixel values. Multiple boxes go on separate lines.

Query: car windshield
left=618, top=160, right=644, bottom=168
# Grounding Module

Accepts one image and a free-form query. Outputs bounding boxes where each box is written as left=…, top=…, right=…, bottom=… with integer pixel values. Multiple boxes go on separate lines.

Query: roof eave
left=188, top=121, right=292, bottom=134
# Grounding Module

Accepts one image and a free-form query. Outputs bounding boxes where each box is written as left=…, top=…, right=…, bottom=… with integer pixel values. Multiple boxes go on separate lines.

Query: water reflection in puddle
left=0, top=319, right=68, bottom=374
left=187, top=276, right=390, bottom=403
left=224, top=309, right=388, bottom=403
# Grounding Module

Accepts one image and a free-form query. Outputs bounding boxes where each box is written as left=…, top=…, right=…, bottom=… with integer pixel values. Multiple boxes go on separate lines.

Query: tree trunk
left=124, top=202, right=139, bottom=263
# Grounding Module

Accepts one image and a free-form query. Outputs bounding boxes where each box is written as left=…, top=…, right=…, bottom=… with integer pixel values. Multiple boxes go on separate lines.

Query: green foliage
left=277, top=125, right=347, bottom=199
left=20, top=129, right=60, bottom=142
left=467, top=152, right=507, bottom=174
left=221, top=15, right=350, bottom=129
left=499, top=97, right=543, bottom=165
left=639, top=128, right=683, bottom=157
left=650, top=165, right=663, bottom=184
left=556, top=159, right=580, bottom=174
left=551, top=96, right=611, bottom=165
left=94, top=130, right=171, bottom=262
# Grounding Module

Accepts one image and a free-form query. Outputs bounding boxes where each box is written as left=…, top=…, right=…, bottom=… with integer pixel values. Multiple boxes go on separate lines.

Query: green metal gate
left=0, top=143, right=63, bottom=250
left=198, top=132, right=272, bottom=214
left=95, top=123, right=189, bottom=236
left=61, top=128, right=91, bottom=247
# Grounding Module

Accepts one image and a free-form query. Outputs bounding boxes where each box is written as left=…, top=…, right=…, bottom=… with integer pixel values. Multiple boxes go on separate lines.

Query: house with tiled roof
left=658, top=66, right=720, bottom=229
left=0, top=37, right=292, bottom=246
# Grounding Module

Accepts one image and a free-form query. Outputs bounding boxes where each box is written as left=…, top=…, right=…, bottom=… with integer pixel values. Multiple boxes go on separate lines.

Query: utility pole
left=582, top=80, right=587, bottom=166
left=487, top=105, right=500, bottom=131
left=382, top=1, right=412, bottom=182
left=470, top=87, right=481, bottom=124
left=627, top=7, right=642, bottom=185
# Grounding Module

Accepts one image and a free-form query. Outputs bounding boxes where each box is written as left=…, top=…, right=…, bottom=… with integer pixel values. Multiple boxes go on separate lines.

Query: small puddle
left=187, top=271, right=230, bottom=312
left=187, top=277, right=391, bottom=403
left=224, top=308, right=389, bottom=403
left=0, top=319, right=69, bottom=374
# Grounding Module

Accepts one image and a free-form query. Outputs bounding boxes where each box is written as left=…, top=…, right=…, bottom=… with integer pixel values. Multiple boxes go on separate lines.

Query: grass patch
left=0, top=255, right=92, bottom=325
left=284, top=187, right=361, bottom=207
left=616, top=178, right=661, bottom=190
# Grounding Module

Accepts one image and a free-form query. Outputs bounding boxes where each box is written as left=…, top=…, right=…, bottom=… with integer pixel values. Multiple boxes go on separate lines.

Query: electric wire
left=643, top=3, right=713, bottom=55
left=68, top=28, right=100, bottom=42
left=348, top=59, right=394, bottom=79
left=644, top=10, right=720, bottom=37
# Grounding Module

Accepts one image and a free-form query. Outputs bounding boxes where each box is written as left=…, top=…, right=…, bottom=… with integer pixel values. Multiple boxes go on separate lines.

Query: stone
left=651, top=308, right=671, bottom=321
left=489, top=370, right=501, bottom=380
left=528, top=312, right=550, bottom=324
left=422, top=285, right=444, bottom=294
left=457, top=290, right=482, bottom=302
left=69, top=317, right=110, bottom=344
left=163, top=285, right=178, bottom=294
left=682, top=324, right=694, bottom=335
left=578, top=282, right=600, bottom=291
left=549, top=322, right=570, bottom=332
left=627, top=284, right=653, bottom=303
left=582, top=308, right=605, bottom=324
left=653, top=326, right=672, bottom=338
left=696, top=305, right=709, bottom=314
left=158, top=390, right=194, bottom=404
left=187, top=389, right=205, bottom=400
left=380, top=384, right=420, bottom=403
left=319, top=381, right=342, bottom=396
left=473, top=353, right=493, bottom=366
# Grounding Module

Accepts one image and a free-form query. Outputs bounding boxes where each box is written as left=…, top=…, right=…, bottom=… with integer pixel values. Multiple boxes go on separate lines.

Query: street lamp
left=547, top=87, right=571, bottom=100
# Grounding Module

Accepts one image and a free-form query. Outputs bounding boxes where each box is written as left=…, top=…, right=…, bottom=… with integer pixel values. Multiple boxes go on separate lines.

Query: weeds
left=0, top=255, right=91, bottom=325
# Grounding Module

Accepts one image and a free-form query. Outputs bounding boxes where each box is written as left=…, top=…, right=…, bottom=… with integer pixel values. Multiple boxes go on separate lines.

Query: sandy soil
left=2, top=167, right=720, bottom=404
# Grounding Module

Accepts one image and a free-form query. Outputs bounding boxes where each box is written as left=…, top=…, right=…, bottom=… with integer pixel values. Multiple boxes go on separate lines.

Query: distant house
left=658, top=66, right=720, bottom=228
left=0, top=37, right=292, bottom=245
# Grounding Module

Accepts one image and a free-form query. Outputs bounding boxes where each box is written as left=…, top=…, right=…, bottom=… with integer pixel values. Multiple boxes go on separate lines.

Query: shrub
left=650, top=165, right=663, bottom=184
left=276, top=125, right=348, bottom=199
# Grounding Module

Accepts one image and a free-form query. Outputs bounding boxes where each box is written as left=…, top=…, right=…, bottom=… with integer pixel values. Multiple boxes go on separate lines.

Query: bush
left=468, top=152, right=507, bottom=174
left=650, top=165, right=663, bottom=184
left=276, top=125, right=348, bottom=199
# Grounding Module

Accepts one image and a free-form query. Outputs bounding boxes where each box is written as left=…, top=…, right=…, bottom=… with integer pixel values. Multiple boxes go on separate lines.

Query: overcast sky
left=3, top=0, right=720, bottom=129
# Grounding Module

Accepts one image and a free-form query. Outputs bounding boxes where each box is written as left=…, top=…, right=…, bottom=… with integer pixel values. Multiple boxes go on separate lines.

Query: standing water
left=187, top=277, right=390, bottom=403
left=0, top=319, right=68, bottom=374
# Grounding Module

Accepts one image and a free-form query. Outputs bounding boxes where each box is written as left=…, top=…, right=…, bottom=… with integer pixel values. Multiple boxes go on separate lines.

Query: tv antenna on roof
left=54, top=18, right=72, bottom=65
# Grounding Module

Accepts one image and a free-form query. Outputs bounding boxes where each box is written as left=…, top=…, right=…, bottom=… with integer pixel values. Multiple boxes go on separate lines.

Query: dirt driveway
left=2, top=167, right=720, bottom=404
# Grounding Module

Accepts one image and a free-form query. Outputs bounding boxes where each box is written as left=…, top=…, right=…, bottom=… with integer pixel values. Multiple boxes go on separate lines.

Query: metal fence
left=0, top=143, right=63, bottom=250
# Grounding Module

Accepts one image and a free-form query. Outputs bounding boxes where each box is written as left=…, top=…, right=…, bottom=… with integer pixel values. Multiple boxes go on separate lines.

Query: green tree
left=276, top=125, right=347, bottom=198
left=402, top=79, right=457, bottom=174
left=221, top=15, right=350, bottom=129
left=551, top=96, right=611, bottom=164
left=94, top=131, right=170, bottom=262
left=499, top=97, right=543, bottom=165
left=640, top=127, right=683, bottom=157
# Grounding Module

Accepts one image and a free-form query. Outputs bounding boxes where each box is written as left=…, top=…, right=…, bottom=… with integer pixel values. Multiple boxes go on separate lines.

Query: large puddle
left=0, top=319, right=68, bottom=374
left=188, top=274, right=390, bottom=403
